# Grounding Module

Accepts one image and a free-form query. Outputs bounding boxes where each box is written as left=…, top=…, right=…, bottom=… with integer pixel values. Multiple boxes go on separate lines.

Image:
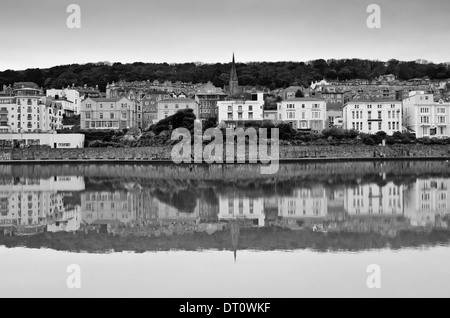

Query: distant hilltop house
left=106, top=80, right=198, bottom=99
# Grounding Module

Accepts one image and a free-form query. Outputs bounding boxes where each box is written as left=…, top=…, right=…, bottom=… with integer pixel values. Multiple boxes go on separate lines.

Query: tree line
left=1, top=59, right=449, bottom=92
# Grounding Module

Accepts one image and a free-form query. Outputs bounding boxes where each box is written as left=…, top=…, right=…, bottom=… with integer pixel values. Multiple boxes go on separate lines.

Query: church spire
left=229, top=53, right=239, bottom=96
left=230, top=220, right=240, bottom=263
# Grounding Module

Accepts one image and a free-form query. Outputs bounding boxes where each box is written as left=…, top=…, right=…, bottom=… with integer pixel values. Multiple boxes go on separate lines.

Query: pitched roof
left=158, top=98, right=196, bottom=103
left=284, top=98, right=326, bottom=102
left=345, top=99, right=400, bottom=104
left=88, top=98, right=126, bottom=103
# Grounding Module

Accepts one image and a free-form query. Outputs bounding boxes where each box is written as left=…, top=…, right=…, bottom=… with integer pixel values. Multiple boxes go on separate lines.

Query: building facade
left=278, top=98, right=326, bottom=132
left=0, top=133, right=84, bottom=149
left=194, top=82, right=227, bottom=120
left=140, top=93, right=170, bottom=128
left=402, top=91, right=450, bottom=138
left=157, top=98, right=199, bottom=121
left=343, top=100, right=402, bottom=135
left=0, top=84, right=63, bottom=133
left=217, top=97, right=264, bottom=128
left=326, top=103, right=344, bottom=128
left=81, top=97, right=136, bottom=130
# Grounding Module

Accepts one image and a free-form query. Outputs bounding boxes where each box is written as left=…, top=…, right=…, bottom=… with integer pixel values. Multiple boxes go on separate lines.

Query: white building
left=0, top=133, right=85, bottom=148
left=0, top=86, right=63, bottom=133
left=403, top=91, right=450, bottom=138
left=156, top=98, right=199, bottom=122
left=46, top=88, right=84, bottom=115
left=343, top=100, right=402, bottom=135
left=278, top=98, right=326, bottom=132
left=217, top=94, right=264, bottom=128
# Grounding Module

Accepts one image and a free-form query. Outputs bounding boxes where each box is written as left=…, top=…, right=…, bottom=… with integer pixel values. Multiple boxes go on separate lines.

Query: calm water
left=1, top=161, right=450, bottom=297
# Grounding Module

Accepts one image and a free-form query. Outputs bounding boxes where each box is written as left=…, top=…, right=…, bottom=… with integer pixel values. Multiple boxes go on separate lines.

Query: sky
left=0, top=0, right=449, bottom=71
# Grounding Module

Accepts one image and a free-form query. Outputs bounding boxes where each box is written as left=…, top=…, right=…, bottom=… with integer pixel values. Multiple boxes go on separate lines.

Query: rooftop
left=159, top=98, right=196, bottom=103
left=87, top=98, right=124, bottom=103
left=13, top=82, right=40, bottom=90
left=284, top=98, right=326, bottom=102
left=345, top=99, right=400, bottom=104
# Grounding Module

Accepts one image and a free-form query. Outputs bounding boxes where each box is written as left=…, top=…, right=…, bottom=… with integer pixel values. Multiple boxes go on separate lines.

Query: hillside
left=1, top=59, right=449, bottom=92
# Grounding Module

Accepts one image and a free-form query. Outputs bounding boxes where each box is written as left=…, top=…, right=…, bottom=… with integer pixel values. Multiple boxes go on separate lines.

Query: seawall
left=1, top=144, right=450, bottom=162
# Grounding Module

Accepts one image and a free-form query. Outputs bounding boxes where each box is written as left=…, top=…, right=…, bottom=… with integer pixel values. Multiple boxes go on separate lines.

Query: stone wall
left=0, top=144, right=450, bottom=161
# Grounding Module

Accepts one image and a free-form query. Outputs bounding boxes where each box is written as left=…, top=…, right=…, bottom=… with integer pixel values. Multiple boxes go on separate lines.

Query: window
left=378, top=122, right=382, bottom=130
left=421, top=116, right=430, bottom=124
left=249, top=113, right=253, bottom=120
left=249, top=106, right=253, bottom=111
left=288, top=112, right=295, bottom=119
left=99, top=113, right=104, bottom=119
left=368, top=122, right=372, bottom=130
left=378, top=111, right=382, bottom=119
left=110, top=113, right=114, bottom=119
left=228, top=106, right=232, bottom=112
left=368, top=111, right=372, bottom=119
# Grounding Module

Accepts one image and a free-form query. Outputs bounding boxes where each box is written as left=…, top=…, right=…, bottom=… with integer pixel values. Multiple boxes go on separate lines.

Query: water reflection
left=0, top=176, right=84, bottom=236
left=0, top=162, right=450, bottom=253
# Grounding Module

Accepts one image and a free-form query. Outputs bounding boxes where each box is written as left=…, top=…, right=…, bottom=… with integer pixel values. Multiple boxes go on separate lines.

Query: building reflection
left=404, top=178, right=450, bottom=228
left=0, top=176, right=85, bottom=236
left=0, top=176, right=450, bottom=238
